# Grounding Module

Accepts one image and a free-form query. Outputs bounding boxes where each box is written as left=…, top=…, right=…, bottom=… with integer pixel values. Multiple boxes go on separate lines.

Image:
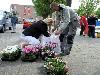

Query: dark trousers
left=59, top=34, right=75, bottom=55
left=3, top=24, right=6, bottom=31
left=88, top=26, right=95, bottom=38
left=80, top=25, right=85, bottom=36
left=59, top=21, right=77, bottom=55
left=59, top=34, right=65, bottom=42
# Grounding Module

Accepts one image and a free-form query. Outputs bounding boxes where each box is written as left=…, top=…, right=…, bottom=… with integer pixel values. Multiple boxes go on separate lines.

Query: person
left=11, top=14, right=18, bottom=33
left=2, top=11, right=7, bottom=31
left=50, top=3, right=79, bottom=55
left=21, top=18, right=53, bottom=48
left=87, top=14, right=98, bottom=38
left=80, top=15, right=88, bottom=36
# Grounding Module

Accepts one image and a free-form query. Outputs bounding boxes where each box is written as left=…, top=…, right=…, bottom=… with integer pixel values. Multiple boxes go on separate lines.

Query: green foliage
left=96, top=8, right=100, bottom=18
left=1, top=50, right=21, bottom=61
left=77, top=0, right=100, bottom=17
left=32, top=0, right=66, bottom=18
left=42, top=46, right=52, bottom=53
left=21, top=52, right=37, bottom=62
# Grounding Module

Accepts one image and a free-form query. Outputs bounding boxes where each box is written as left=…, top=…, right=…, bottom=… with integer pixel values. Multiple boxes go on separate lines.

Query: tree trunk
left=66, top=0, right=72, bottom=7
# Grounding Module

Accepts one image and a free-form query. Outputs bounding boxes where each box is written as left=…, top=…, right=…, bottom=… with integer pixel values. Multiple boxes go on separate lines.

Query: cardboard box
left=97, top=32, right=100, bottom=38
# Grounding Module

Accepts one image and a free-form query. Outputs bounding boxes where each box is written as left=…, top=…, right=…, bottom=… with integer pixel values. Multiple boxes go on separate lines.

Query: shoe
left=11, top=32, right=16, bottom=33
left=60, top=53, right=66, bottom=56
left=60, top=51, right=70, bottom=56
left=66, top=51, right=70, bottom=55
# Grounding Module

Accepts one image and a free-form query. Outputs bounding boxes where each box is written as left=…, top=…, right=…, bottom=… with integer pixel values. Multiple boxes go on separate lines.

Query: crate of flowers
left=21, top=45, right=40, bottom=62
left=44, top=58, right=69, bottom=75
left=40, top=42, right=58, bottom=60
left=1, top=45, right=21, bottom=61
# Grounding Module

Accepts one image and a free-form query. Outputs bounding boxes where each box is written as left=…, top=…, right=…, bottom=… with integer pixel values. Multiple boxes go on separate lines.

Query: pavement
left=0, top=24, right=100, bottom=75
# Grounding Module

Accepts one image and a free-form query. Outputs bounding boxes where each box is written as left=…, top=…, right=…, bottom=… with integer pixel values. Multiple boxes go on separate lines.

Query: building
left=10, top=4, right=43, bottom=22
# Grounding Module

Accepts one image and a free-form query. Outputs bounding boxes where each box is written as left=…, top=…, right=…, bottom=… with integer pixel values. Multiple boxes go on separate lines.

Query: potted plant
left=44, top=58, right=69, bottom=75
left=40, top=42, right=57, bottom=60
left=21, top=45, right=40, bottom=62
left=1, top=45, right=21, bottom=61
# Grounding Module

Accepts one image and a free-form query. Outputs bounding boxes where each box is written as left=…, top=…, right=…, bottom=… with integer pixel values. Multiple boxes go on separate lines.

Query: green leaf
left=77, top=0, right=100, bottom=17
left=32, top=0, right=66, bottom=18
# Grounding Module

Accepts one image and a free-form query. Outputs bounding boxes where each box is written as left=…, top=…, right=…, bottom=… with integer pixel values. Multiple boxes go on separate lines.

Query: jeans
left=12, top=23, right=16, bottom=31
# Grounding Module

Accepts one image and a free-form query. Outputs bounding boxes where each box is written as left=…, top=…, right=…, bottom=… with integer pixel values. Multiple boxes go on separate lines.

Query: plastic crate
left=96, top=21, right=100, bottom=26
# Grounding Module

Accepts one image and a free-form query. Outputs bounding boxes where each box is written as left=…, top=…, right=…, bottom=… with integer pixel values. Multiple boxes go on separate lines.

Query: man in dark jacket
left=88, top=14, right=98, bottom=38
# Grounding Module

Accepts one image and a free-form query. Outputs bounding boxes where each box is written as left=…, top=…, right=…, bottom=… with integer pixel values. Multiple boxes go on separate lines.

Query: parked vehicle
left=6, top=18, right=12, bottom=30
left=0, top=14, right=5, bottom=33
left=23, top=18, right=33, bottom=29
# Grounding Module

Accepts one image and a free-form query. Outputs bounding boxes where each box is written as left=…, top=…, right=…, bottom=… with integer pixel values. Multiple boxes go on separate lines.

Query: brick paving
left=0, top=25, right=100, bottom=75
left=64, top=34, right=100, bottom=75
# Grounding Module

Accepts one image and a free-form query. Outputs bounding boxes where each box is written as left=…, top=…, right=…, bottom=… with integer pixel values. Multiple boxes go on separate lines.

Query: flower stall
left=0, top=34, right=70, bottom=75
left=1, top=45, right=21, bottom=61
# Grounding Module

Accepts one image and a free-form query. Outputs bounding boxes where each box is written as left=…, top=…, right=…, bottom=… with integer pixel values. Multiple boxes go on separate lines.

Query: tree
left=32, top=0, right=66, bottom=18
left=96, top=8, right=100, bottom=18
left=77, top=0, right=100, bottom=17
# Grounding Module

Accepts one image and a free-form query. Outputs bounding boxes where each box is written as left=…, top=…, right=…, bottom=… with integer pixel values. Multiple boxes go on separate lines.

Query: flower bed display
left=21, top=45, right=40, bottom=62
left=44, top=58, right=69, bottom=75
left=1, top=45, right=21, bottom=61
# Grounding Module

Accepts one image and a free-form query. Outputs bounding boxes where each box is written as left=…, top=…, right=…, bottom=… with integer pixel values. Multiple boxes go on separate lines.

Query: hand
left=93, top=25, right=95, bottom=27
left=54, top=30, right=62, bottom=35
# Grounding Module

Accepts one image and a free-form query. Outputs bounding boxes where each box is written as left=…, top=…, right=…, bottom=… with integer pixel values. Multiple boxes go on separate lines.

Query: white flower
left=0, top=51, right=4, bottom=54
left=44, top=65, right=47, bottom=68
left=42, top=52, right=45, bottom=55
left=2, top=45, right=19, bottom=53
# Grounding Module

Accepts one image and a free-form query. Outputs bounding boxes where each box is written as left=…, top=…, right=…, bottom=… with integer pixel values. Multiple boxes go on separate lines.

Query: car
left=0, top=25, right=4, bottom=33
left=0, top=14, right=5, bottom=33
left=23, top=18, right=33, bottom=29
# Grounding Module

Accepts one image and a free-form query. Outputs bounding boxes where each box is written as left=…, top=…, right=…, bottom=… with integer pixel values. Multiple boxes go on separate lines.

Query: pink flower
left=52, top=43, right=57, bottom=48
left=32, top=47, right=35, bottom=53
left=23, top=48, right=30, bottom=53
left=35, top=49, right=39, bottom=52
left=25, top=50, right=30, bottom=53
